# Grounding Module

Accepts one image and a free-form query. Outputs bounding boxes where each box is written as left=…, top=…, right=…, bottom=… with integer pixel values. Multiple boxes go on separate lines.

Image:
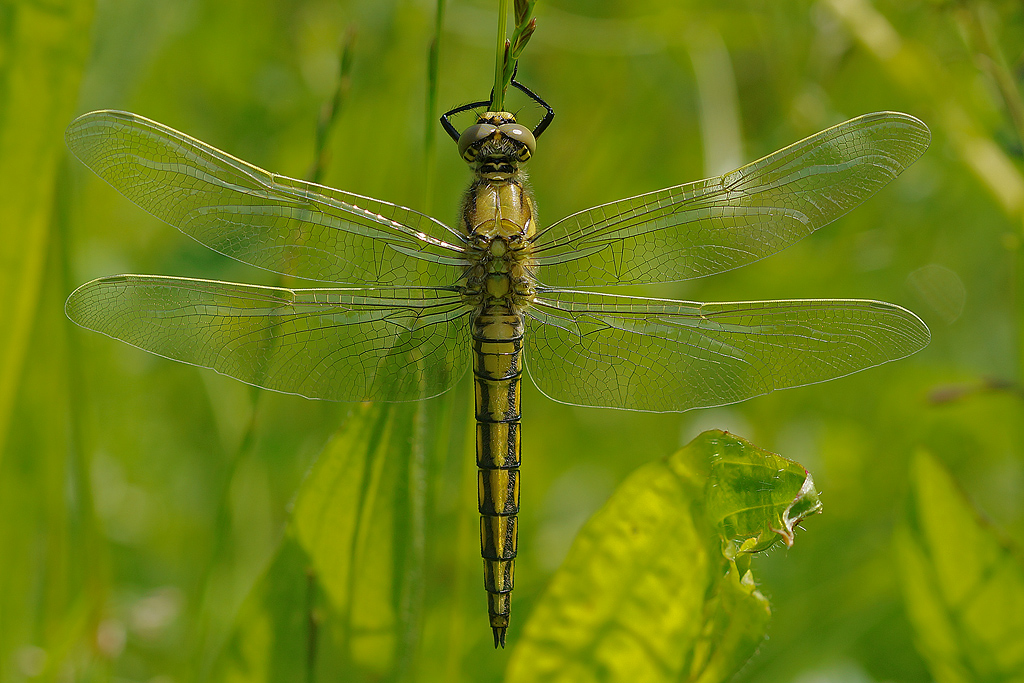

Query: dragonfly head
left=458, top=112, right=535, bottom=174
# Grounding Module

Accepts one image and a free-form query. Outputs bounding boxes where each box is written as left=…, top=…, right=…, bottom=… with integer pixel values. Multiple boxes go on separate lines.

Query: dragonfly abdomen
left=472, top=309, right=524, bottom=649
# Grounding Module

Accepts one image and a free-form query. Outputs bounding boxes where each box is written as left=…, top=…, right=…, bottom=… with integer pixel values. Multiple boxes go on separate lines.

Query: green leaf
left=506, top=430, right=820, bottom=683
left=291, top=402, right=416, bottom=674
left=701, top=433, right=822, bottom=557
left=213, top=403, right=420, bottom=681
left=896, top=451, right=1024, bottom=683
left=212, top=388, right=471, bottom=682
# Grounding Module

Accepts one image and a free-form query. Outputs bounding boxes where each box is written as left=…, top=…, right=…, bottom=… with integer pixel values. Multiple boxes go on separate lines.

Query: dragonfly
left=65, top=78, right=931, bottom=648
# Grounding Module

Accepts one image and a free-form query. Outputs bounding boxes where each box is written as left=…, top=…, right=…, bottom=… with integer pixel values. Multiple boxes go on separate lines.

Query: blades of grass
left=291, top=403, right=400, bottom=673
left=0, top=0, right=94, bottom=462
left=395, top=398, right=429, bottom=681
left=0, top=0, right=96, bottom=674
left=210, top=404, right=399, bottom=681
left=423, top=0, right=446, bottom=213
left=825, top=0, right=1024, bottom=217
left=213, top=391, right=468, bottom=681
left=440, top=392, right=477, bottom=676
left=0, top=159, right=108, bottom=679
left=506, top=430, right=820, bottom=682
left=309, top=26, right=357, bottom=186
left=196, top=37, right=359, bottom=674
left=956, top=3, right=1024, bottom=152
left=209, top=536, right=314, bottom=682
left=895, top=451, right=1024, bottom=683
left=686, top=26, right=743, bottom=177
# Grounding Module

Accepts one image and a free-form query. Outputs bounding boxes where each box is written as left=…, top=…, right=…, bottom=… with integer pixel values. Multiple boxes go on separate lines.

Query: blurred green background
left=2, top=0, right=1023, bottom=680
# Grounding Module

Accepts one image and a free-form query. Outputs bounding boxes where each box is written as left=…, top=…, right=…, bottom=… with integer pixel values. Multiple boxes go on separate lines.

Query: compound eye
left=499, top=122, right=536, bottom=160
left=458, top=123, right=497, bottom=161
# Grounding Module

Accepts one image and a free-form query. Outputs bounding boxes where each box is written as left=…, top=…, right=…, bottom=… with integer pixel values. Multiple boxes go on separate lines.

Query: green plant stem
left=424, top=0, right=446, bottom=212
left=963, top=2, right=1024, bottom=151
left=306, top=568, right=319, bottom=682
left=310, top=26, right=357, bottom=185
left=493, top=0, right=509, bottom=110
left=56, top=155, right=108, bottom=648
left=194, top=31, right=357, bottom=673
left=504, top=2, right=536, bottom=84
left=959, top=2, right=1024, bottom=384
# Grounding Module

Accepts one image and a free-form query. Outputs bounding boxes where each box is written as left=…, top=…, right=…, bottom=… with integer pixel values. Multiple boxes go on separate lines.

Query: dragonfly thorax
left=463, top=234, right=536, bottom=310
left=458, top=133, right=539, bottom=312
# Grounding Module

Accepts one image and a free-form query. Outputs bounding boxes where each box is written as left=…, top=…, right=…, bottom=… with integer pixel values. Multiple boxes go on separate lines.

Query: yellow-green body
left=458, top=116, right=538, bottom=646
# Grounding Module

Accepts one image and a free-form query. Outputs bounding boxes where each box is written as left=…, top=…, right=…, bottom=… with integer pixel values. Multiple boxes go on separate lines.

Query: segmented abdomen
left=472, top=308, right=524, bottom=649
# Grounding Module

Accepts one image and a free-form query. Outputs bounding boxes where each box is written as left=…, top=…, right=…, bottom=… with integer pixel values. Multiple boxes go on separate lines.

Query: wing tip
left=64, top=274, right=127, bottom=329
left=66, top=109, right=130, bottom=140
left=865, top=110, right=933, bottom=157
left=66, top=110, right=159, bottom=163
left=866, top=298, right=932, bottom=355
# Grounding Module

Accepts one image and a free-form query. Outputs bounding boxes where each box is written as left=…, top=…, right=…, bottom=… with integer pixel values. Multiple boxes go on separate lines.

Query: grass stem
left=493, top=0, right=510, bottom=110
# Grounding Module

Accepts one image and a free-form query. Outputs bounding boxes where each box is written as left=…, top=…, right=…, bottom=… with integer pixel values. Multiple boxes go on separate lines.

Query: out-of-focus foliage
left=3, top=0, right=1024, bottom=681
left=0, top=0, right=94, bottom=454
left=507, top=430, right=818, bottom=683
left=896, top=451, right=1024, bottom=683
left=0, top=0, right=96, bottom=679
left=213, top=398, right=472, bottom=682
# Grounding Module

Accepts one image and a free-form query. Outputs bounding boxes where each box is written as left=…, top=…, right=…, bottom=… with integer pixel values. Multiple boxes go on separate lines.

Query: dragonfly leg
left=442, top=64, right=554, bottom=143
left=509, top=76, right=554, bottom=139
left=441, top=98, right=493, bottom=143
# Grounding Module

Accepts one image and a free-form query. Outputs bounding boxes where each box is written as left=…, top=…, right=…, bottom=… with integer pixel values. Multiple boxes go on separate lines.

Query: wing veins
left=529, top=112, right=931, bottom=286
left=525, top=290, right=930, bottom=412
left=66, top=110, right=466, bottom=285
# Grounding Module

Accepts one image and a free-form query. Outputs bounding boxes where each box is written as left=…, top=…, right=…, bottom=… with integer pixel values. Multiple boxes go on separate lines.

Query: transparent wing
left=526, top=290, right=930, bottom=412
left=65, top=110, right=468, bottom=286
left=66, top=275, right=473, bottom=402
left=531, top=112, right=930, bottom=286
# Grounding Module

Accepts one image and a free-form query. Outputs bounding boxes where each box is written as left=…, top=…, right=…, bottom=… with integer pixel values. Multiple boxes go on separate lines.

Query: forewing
left=531, top=112, right=930, bottom=286
left=66, top=276, right=472, bottom=402
left=526, top=290, right=930, bottom=411
left=65, top=110, right=467, bottom=286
